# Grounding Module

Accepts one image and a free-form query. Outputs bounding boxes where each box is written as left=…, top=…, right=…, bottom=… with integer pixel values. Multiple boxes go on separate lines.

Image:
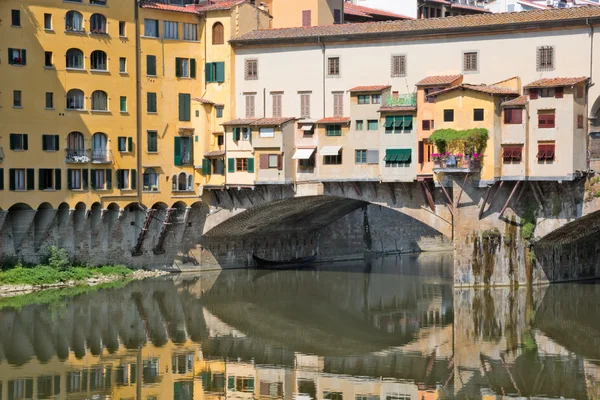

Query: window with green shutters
left=384, top=116, right=413, bottom=133
left=174, top=137, right=192, bottom=165
left=146, top=55, right=157, bottom=76
left=0, top=168, right=4, bottom=190
left=10, top=133, right=28, bottom=151
left=384, top=149, right=412, bottom=166
left=205, top=62, right=225, bottom=83
left=120, top=96, right=127, bottom=112
left=147, top=131, right=158, bottom=152
left=175, top=58, right=196, bottom=78
left=326, top=124, right=342, bottom=136
left=118, top=137, right=127, bottom=152
left=147, top=92, right=157, bottom=113
left=247, top=157, right=254, bottom=173
left=39, top=168, right=60, bottom=190
left=227, top=158, right=235, bottom=173
left=228, top=376, right=235, bottom=391
left=42, top=134, right=59, bottom=151
left=202, top=159, right=211, bottom=175
left=178, top=93, right=191, bottom=121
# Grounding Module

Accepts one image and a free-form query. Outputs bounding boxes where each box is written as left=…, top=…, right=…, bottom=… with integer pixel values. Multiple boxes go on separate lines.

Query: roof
left=316, top=117, right=351, bottom=124
left=430, top=83, right=520, bottom=96
left=424, top=0, right=491, bottom=13
left=221, top=117, right=296, bottom=126
left=205, top=150, right=226, bottom=157
left=502, top=95, right=529, bottom=107
left=517, top=0, right=551, bottom=10
left=230, top=8, right=600, bottom=45
left=349, top=85, right=391, bottom=93
left=139, top=1, right=198, bottom=14
left=344, top=3, right=414, bottom=20
left=193, top=97, right=215, bottom=105
left=416, top=75, right=463, bottom=86
left=222, top=118, right=258, bottom=126
left=378, top=106, right=417, bottom=112
left=524, top=77, right=589, bottom=88
left=140, top=0, right=246, bottom=14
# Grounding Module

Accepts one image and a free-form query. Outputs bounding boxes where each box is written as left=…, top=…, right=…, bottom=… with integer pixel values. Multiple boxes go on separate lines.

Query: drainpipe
left=587, top=18, right=594, bottom=172
left=204, top=13, right=208, bottom=91
left=135, top=0, right=143, bottom=206
left=318, top=37, right=326, bottom=119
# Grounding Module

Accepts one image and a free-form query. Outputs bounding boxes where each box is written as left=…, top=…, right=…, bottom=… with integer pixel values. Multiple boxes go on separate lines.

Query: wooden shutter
left=23, top=134, right=28, bottom=150
left=247, top=157, right=255, bottom=173
left=205, top=63, right=214, bottom=83
left=67, top=169, right=72, bottom=189
left=418, top=141, right=424, bottom=163
left=514, top=109, right=523, bottom=124
left=21, top=49, right=26, bottom=65
left=39, top=169, right=44, bottom=190
left=174, top=137, right=182, bottom=165
left=333, top=93, right=343, bottom=117
left=42, top=135, right=48, bottom=151
left=227, top=158, right=235, bottom=173
left=190, top=58, right=196, bottom=78
left=27, top=168, right=35, bottom=190
left=277, top=154, right=283, bottom=170
left=179, top=93, right=190, bottom=121
left=8, top=48, right=13, bottom=65
left=202, top=159, right=211, bottom=175
left=272, top=94, right=282, bottom=118
left=116, top=169, right=122, bottom=189
left=529, top=89, right=538, bottom=100
left=9, top=169, right=15, bottom=191
left=83, top=169, right=88, bottom=189
left=334, top=9, right=341, bottom=23
left=233, top=127, right=240, bottom=141
left=128, top=137, right=133, bottom=152
left=175, top=58, right=181, bottom=77
left=54, top=135, right=59, bottom=150
left=302, top=10, right=311, bottom=27
left=91, top=170, right=97, bottom=189
left=246, top=95, right=255, bottom=118
left=106, top=169, right=112, bottom=189
left=367, top=150, right=379, bottom=164
left=147, top=55, right=156, bottom=75
left=555, top=87, right=564, bottom=99
left=215, top=62, right=225, bottom=83
left=260, top=154, right=269, bottom=169
left=131, top=169, right=137, bottom=189
left=0, top=168, right=3, bottom=190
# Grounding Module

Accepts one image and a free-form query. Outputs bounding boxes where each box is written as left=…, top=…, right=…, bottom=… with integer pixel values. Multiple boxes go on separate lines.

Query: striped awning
left=384, top=149, right=411, bottom=163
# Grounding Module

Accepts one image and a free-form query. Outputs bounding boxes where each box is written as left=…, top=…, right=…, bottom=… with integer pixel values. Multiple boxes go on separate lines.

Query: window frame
left=325, top=124, right=342, bottom=136
left=443, top=109, right=454, bottom=122
left=268, top=154, right=279, bottom=168
left=44, top=13, right=52, bottom=30
left=358, top=95, right=370, bottom=105
left=356, top=120, right=364, bottom=131
left=355, top=149, right=367, bottom=164
left=13, top=90, right=22, bottom=108
left=537, top=45, right=555, bottom=72
left=143, top=19, right=159, bottom=38
left=462, top=50, right=479, bottom=73
left=538, top=110, right=556, bottom=129
left=327, top=57, right=340, bottom=77
left=147, top=131, right=158, bottom=153
left=504, top=108, right=523, bottom=125
left=183, top=23, right=198, bottom=41
left=212, top=22, right=224, bottom=45
left=323, top=152, right=342, bottom=165
left=46, top=92, right=54, bottom=109
left=367, top=120, right=378, bottom=131
left=245, top=59, right=258, bottom=81
left=236, top=158, right=248, bottom=172
left=119, top=57, right=127, bottom=73
left=162, top=21, right=179, bottom=40
left=391, top=54, right=407, bottom=78
left=473, top=108, right=484, bottom=122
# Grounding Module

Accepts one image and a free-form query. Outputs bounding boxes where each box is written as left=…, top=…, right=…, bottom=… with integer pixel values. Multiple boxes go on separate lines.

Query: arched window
left=91, top=90, right=108, bottom=111
left=66, top=48, right=84, bottom=69
left=65, top=11, right=84, bottom=32
left=90, top=50, right=107, bottom=70
left=178, top=172, right=187, bottom=191
left=143, top=168, right=158, bottom=191
left=66, top=89, right=85, bottom=110
left=90, top=13, right=107, bottom=34
left=172, top=174, right=178, bottom=190
left=92, top=132, right=108, bottom=162
left=212, top=22, right=224, bottom=45
left=67, top=132, right=85, bottom=157
left=187, top=175, right=193, bottom=191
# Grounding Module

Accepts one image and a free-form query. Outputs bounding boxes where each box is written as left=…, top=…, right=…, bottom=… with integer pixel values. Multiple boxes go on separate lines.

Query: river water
left=0, top=252, right=598, bottom=399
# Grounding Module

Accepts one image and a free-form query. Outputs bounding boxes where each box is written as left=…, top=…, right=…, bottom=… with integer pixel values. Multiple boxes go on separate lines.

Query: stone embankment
left=0, top=269, right=169, bottom=298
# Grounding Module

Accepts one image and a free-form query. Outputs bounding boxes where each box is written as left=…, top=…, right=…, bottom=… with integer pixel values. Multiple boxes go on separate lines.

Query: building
left=264, top=0, right=345, bottom=27
left=344, top=2, right=413, bottom=22
left=486, top=0, right=599, bottom=13
left=346, top=0, right=490, bottom=19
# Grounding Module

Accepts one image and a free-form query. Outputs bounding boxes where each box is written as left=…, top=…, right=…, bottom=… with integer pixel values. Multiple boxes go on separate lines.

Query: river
left=0, top=252, right=598, bottom=399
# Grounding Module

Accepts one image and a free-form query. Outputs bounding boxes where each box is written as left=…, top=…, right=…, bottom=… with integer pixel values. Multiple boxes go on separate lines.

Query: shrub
left=45, top=246, right=70, bottom=271
left=595, top=190, right=600, bottom=198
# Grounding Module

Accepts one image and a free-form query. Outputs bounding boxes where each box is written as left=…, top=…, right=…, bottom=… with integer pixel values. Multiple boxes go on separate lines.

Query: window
left=118, top=137, right=127, bottom=152
left=212, top=22, right=224, bottom=44
left=163, top=21, right=178, bottom=39
left=67, top=132, right=85, bottom=157
left=463, top=51, right=478, bottom=72
left=367, top=120, right=378, bottom=131
left=69, top=169, right=82, bottom=190
left=120, top=96, right=127, bottom=112
left=66, top=48, right=83, bottom=69
left=44, top=13, right=52, bottom=30
left=39, top=169, right=55, bottom=190
left=144, top=19, right=159, bottom=37
left=424, top=87, right=441, bottom=103
left=384, top=116, right=413, bottom=133
left=10, top=134, right=28, bottom=151
left=117, top=169, right=130, bottom=189
left=537, top=143, right=555, bottom=161
left=327, top=57, right=340, bottom=76
left=444, top=109, right=454, bottom=122
left=120, top=58, right=127, bottom=73
left=372, top=94, right=381, bottom=104
left=174, top=136, right=192, bottom=165
left=90, top=50, right=107, bottom=70
left=326, top=125, right=342, bottom=136
left=473, top=108, right=484, bottom=122
left=218, top=135, right=224, bottom=146
left=537, top=46, right=554, bottom=71
left=91, top=169, right=107, bottom=190
left=46, top=92, right=54, bottom=109
left=502, top=146, right=523, bottom=163
left=119, top=21, right=126, bottom=36
left=67, top=89, right=84, bottom=110
left=302, top=10, right=311, bottom=27
left=259, top=127, right=274, bottom=138
left=300, top=93, right=311, bottom=118
left=578, top=114, right=584, bottom=129
left=10, top=169, right=27, bottom=191
left=147, top=131, right=158, bottom=152
left=216, top=106, right=224, bottom=118
left=13, top=90, right=22, bottom=107
left=12, top=10, right=21, bottom=27
left=91, top=133, right=108, bottom=162
left=65, top=11, right=84, bottom=32
left=333, top=92, right=344, bottom=117
left=538, top=87, right=555, bottom=98
left=176, top=58, right=195, bottom=78
left=272, top=93, right=282, bottom=118
left=504, top=108, right=522, bottom=124
left=236, top=158, right=248, bottom=171
left=323, top=151, right=342, bottom=165
left=143, top=168, right=158, bottom=190
left=554, top=87, right=563, bottom=98
left=245, top=94, right=255, bottom=118
left=358, top=95, right=370, bottom=105
left=42, top=134, right=59, bottom=151
left=8, top=48, right=26, bottom=65
left=44, top=51, right=53, bottom=67
left=391, top=55, right=406, bottom=77
left=334, top=8, right=342, bottom=23
left=183, top=23, right=198, bottom=41
left=91, top=90, right=108, bottom=111
left=577, top=85, right=585, bottom=98
left=384, top=149, right=411, bottom=166
left=205, top=62, right=225, bottom=83
left=233, top=127, right=250, bottom=141
left=355, top=150, right=367, bottom=164
left=178, top=93, right=191, bottom=121
left=147, top=92, right=157, bottom=113
left=245, top=59, right=258, bottom=80
left=538, top=110, right=555, bottom=128
left=146, top=55, right=157, bottom=76
left=90, top=14, right=107, bottom=34
left=356, top=120, right=364, bottom=130
left=422, top=120, right=431, bottom=130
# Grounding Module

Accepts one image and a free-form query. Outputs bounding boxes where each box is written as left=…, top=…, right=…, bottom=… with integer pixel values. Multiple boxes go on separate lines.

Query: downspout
left=319, top=36, right=326, bottom=118
left=135, top=0, right=143, bottom=206
left=587, top=18, right=594, bottom=172
left=204, top=13, right=208, bottom=91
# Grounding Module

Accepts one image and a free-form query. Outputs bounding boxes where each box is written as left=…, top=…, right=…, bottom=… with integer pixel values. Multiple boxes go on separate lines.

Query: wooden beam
left=498, top=181, right=521, bottom=219
left=244, top=190, right=254, bottom=206
left=351, top=181, right=361, bottom=196
left=478, top=185, right=493, bottom=220
left=337, top=181, right=345, bottom=195
left=231, top=188, right=243, bottom=206
left=485, top=181, right=504, bottom=213
left=211, top=190, right=220, bottom=206
left=456, top=173, right=469, bottom=208
left=420, top=181, right=436, bottom=212
left=255, top=186, right=266, bottom=201
left=530, top=181, right=545, bottom=211
left=388, top=183, right=397, bottom=204
left=225, top=189, right=235, bottom=207
left=371, top=181, right=378, bottom=198
left=514, top=181, right=527, bottom=206
left=436, top=176, right=454, bottom=211
left=401, top=182, right=413, bottom=200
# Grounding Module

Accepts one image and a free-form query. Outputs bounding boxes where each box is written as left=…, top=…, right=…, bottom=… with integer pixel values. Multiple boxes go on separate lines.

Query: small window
left=91, top=90, right=108, bottom=111
left=236, top=158, right=248, bottom=171
left=119, top=21, right=126, bottom=37
left=268, top=154, right=278, bottom=168
left=391, top=55, right=406, bottom=77
left=502, top=146, right=523, bottom=163
left=10, top=133, right=27, bottom=151
left=463, top=51, right=478, bottom=72
left=46, top=92, right=54, bottom=109
left=473, top=108, right=484, bottom=122
left=70, top=169, right=82, bottom=190
left=327, top=57, right=340, bottom=76
left=326, top=125, right=342, bottom=136
left=444, top=109, right=454, bottom=122
left=176, top=58, right=190, bottom=78
left=217, top=135, right=224, bottom=146
left=118, top=137, right=127, bottom=152
left=147, top=131, right=158, bottom=152
left=212, top=22, right=224, bottom=44
left=120, top=96, right=127, bottom=112
left=117, top=169, right=130, bottom=189
left=163, top=21, right=178, bottom=39
left=12, top=9, right=21, bottom=27
left=355, top=149, right=367, bottom=164
left=578, top=114, right=584, bottom=129
left=577, top=85, right=585, bottom=99
left=356, top=120, right=364, bottom=130
left=538, top=110, right=556, bottom=128
left=42, top=135, right=58, bottom=151
left=11, top=169, right=26, bottom=191
left=272, top=93, right=282, bottom=117
left=44, top=13, right=52, bottom=30
left=92, top=169, right=106, bottom=190
left=372, top=95, right=381, bottom=104
left=537, top=46, right=554, bottom=72
left=8, top=48, right=26, bottom=66
left=323, top=152, right=342, bottom=165
left=65, top=10, right=84, bottom=32
left=44, top=51, right=53, bottom=67
left=90, top=50, right=108, bottom=71
left=422, top=120, right=431, bottom=131
left=333, top=92, right=344, bottom=117
left=147, top=92, right=157, bottom=113
left=334, top=9, right=342, bottom=24
left=536, top=142, right=555, bottom=161
left=144, top=19, right=159, bottom=38
left=119, top=57, right=127, bottom=73
left=245, top=59, right=258, bottom=80
left=13, top=90, right=22, bottom=107
left=216, top=106, right=224, bottom=118
left=300, top=93, right=311, bottom=118
left=302, top=10, right=311, bottom=27
left=540, top=88, right=555, bottom=98
left=146, top=55, right=157, bottom=76
left=90, top=13, right=107, bottom=34
left=66, top=48, right=83, bottom=69
left=358, top=95, right=370, bottom=105
left=245, top=95, right=256, bottom=119
left=367, top=120, right=378, bottom=131
left=504, top=108, right=522, bottom=124
left=259, top=128, right=274, bottom=138
left=183, top=23, right=198, bottom=41
left=242, top=127, right=250, bottom=141
left=67, top=89, right=85, bottom=110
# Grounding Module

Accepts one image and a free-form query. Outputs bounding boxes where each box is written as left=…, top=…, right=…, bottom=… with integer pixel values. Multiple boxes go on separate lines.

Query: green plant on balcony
left=429, top=128, right=489, bottom=156
left=384, top=93, right=417, bottom=107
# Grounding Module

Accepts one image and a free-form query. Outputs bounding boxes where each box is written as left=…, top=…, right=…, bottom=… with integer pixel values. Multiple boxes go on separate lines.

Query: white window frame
left=183, top=23, right=198, bottom=41
left=14, top=169, right=26, bottom=190
left=259, top=127, right=274, bottom=138
left=163, top=21, right=178, bottom=40
left=268, top=154, right=278, bottom=168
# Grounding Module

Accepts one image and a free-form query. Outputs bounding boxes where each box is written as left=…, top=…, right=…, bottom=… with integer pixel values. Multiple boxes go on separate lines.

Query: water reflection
left=0, top=253, right=598, bottom=399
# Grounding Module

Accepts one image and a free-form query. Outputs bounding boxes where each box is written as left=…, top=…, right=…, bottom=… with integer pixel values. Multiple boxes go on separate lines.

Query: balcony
left=383, top=93, right=417, bottom=108
left=433, top=154, right=482, bottom=173
left=65, top=149, right=90, bottom=164
left=91, top=149, right=112, bottom=164
left=429, top=128, right=488, bottom=173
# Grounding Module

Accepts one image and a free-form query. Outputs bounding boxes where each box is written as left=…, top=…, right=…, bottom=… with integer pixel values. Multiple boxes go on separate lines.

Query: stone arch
left=172, top=201, right=188, bottom=210
left=58, top=202, right=70, bottom=211
left=152, top=202, right=168, bottom=210
left=74, top=202, right=86, bottom=211
left=9, top=203, right=33, bottom=211
left=38, top=202, right=54, bottom=210
left=107, top=202, right=120, bottom=212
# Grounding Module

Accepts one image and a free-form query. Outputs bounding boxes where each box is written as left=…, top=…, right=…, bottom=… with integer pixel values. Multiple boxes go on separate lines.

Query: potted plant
left=470, top=153, right=482, bottom=169
left=151, top=185, right=158, bottom=191
left=143, top=185, right=149, bottom=191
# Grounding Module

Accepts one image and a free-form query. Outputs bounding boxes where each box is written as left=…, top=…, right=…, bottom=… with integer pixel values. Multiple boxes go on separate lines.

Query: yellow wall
left=266, top=0, right=344, bottom=28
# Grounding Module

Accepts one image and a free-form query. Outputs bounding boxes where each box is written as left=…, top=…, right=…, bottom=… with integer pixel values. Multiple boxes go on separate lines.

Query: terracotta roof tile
left=205, top=150, right=226, bottom=157
left=140, top=0, right=244, bottom=14
left=524, top=77, right=589, bottom=88
left=344, top=3, right=414, bottom=20
left=430, top=83, right=520, bottom=96
left=416, top=75, right=463, bottom=86
left=231, top=8, right=600, bottom=44
left=222, top=118, right=258, bottom=126
left=191, top=0, right=245, bottom=12
left=349, top=85, right=391, bottom=92
left=378, top=106, right=417, bottom=112
left=193, top=97, right=215, bottom=105
left=316, top=117, right=351, bottom=124
left=139, top=1, right=199, bottom=14
left=502, top=95, right=529, bottom=107
left=250, top=117, right=296, bottom=126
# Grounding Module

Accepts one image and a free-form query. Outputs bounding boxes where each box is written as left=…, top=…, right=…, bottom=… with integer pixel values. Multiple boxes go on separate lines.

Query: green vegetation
left=429, top=128, right=489, bottom=155
left=552, top=198, right=562, bottom=217
left=521, top=203, right=537, bottom=242
left=595, top=190, right=600, bottom=198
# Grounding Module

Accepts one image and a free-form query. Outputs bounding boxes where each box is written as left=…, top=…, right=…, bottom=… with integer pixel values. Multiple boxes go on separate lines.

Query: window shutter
left=227, top=158, right=235, bottom=173
left=21, top=49, right=26, bottom=65
left=0, top=168, right=3, bottom=190
left=302, top=10, right=311, bottom=27
left=147, top=55, right=156, bottom=75
left=67, top=169, right=72, bottom=190
left=9, top=169, right=15, bottom=191
left=367, top=149, right=378, bottom=164
left=277, top=154, right=283, bottom=170
left=42, top=135, right=48, bottom=151
left=54, top=135, right=59, bottom=150
left=418, top=141, right=424, bottom=163
left=8, top=48, right=13, bottom=65
left=39, top=169, right=44, bottom=190
left=555, top=87, right=564, bottom=99
left=190, top=58, right=196, bottom=78
left=27, top=168, right=35, bottom=190
left=83, top=169, right=88, bottom=189
left=205, top=63, right=213, bottom=82
left=260, top=154, right=268, bottom=169
left=128, top=137, right=133, bottom=152
left=529, top=89, right=538, bottom=100
left=9, top=134, right=15, bottom=150
left=91, top=170, right=97, bottom=189
left=23, top=134, right=28, bottom=150
left=131, top=169, right=137, bottom=189
left=175, top=58, right=181, bottom=77
left=179, top=93, right=191, bottom=121
left=514, top=109, right=522, bottom=124
left=202, top=159, right=211, bottom=175
left=215, top=62, right=225, bottom=83
left=247, top=157, right=254, bottom=173
left=116, top=169, right=122, bottom=189
left=55, top=169, right=61, bottom=190
left=233, top=127, right=239, bottom=141
left=174, top=136, right=182, bottom=165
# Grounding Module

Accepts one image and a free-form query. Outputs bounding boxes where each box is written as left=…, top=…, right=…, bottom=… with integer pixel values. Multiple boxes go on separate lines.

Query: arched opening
left=89, top=13, right=107, bottom=34
left=187, top=175, right=194, bottom=191
left=92, top=132, right=108, bottom=162
left=91, top=90, right=108, bottom=111
left=152, top=202, right=168, bottom=210
left=178, top=172, right=187, bottom=191
left=65, top=48, right=84, bottom=69
left=65, top=10, right=83, bottom=32
left=143, top=168, right=159, bottom=191
left=90, top=50, right=107, bottom=71
left=172, top=174, right=178, bottom=191
left=66, top=89, right=84, bottom=110
left=66, top=132, right=85, bottom=161
left=212, top=22, right=224, bottom=45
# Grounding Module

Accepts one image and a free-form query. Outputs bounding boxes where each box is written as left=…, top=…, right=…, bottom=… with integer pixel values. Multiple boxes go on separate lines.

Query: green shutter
left=175, top=57, right=181, bottom=77
left=23, top=134, right=28, bottom=150
left=128, top=137, right=133, bottom=152
left=227, top=158, right=235, bottom=173
left=0, top=168, right=4, bottom=190
left=190, top=58, right=196, bottom=78
left=403, top=116, right=413, bottom=130
left=147, top=92, right=157, bottom=113
left=9, top=169, right=15, bottom=191
left=215, top=62, right=225, bottom=83
left=8, top=48, right=13, bottom=65
left=21, top=49, right=26, bottom=65
left=9, top=134, right=15, bottom=150
left=39, top=169, right=44, bottom=190
left=147, top=55, right=156, bottom=75
left=228, top=376, right=235, bottom=391
left=27, top=168, right=34, bottom=190
left=202, top=159, right=211, bottom=175
left=91, top=170, right=97, bottom=189
left=120, top=96, right=127, bottom=112
left=131, top=169, right=137, bottom=189
left=55, top=169, right=61, bottom=190
left=83, top=169, right=88, bottom=189
left=42, top=135, right=48, bottom=151
left=106, top=169, right=112, bottom=189
left=233, top=127, right=240, bottom=141
left=247, top=378, right=254, bottom=390
left=205, top=63, right=214, bottom=82
left=116, top=169, right=122, bottom=189
left=179, top=93, right=190, bottom=121
left=117, top=137, right=125, bottom=152
left=54, top=135, right=59, bottom=150
left=247, top=157, right=254, bottom=173
left=174, top=137, right=182, bottom=165
left=67, top=169, right=72, bottom=190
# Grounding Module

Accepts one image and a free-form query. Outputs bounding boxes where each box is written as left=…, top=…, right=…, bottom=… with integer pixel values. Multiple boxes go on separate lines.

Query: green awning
left=383, top=117, right=394, bottom=128
left=384, top=149, right=411, bottom=163
left=393, top=117, right=404, bottom=128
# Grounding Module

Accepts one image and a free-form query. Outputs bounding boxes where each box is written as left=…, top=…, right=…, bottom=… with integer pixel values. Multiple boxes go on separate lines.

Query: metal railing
left=91, top=149, right=112, bottom=163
